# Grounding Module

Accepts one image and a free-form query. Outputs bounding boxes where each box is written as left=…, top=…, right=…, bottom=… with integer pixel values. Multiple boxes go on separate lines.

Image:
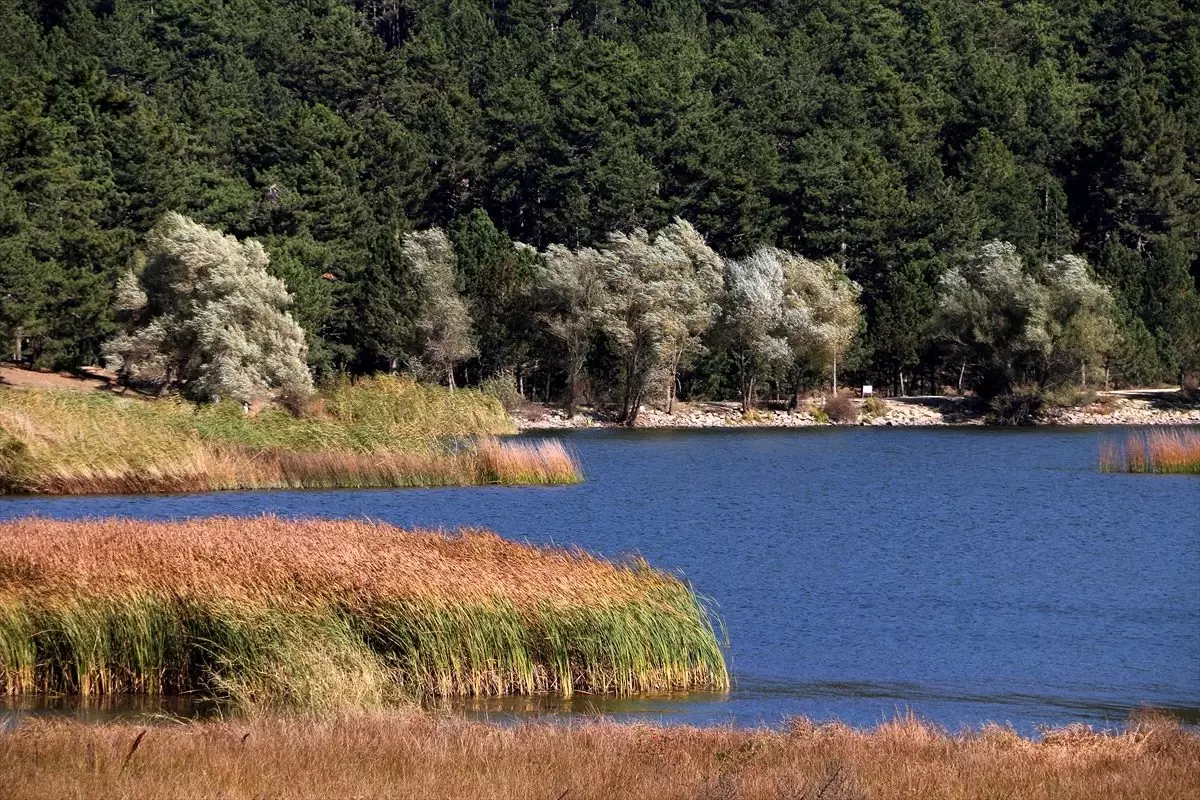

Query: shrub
left=479, top=370, right=524, bottom=412
left=1041, top=386, right=1098, bottom=409
left=861, top=395, right=889, bottom=418
left=988, top=388, right=1044, bottom=425
left=741, top=407, right=769, bottom=423
left=824, top=392, right=860, bottom=424
left=1182, top=372, right=1199, bottom=401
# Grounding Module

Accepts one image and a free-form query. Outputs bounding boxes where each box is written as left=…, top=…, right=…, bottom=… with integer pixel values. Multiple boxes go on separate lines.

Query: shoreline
left=517, top=391, right=1200, bottom=430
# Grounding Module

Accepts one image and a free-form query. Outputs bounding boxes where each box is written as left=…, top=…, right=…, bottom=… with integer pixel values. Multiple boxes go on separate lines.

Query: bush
left=1182, top=372, right=1199, bottom=402
left=861, top=395, right=889, bottom=419
left=988, top=389, right=1044, bottom=425
left=823, top=392, right=860, bottom=424
left=1089, top=394, right=1119, bottom=415
left=1041, top=386, right=1098, bottom=409
left=741, top=407, right=769, bottom=423
left=479, top=371, right=524, bottom=412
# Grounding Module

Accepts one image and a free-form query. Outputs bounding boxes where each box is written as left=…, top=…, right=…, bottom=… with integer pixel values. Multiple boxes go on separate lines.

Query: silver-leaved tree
left=103, top=213, right=313, bottom=406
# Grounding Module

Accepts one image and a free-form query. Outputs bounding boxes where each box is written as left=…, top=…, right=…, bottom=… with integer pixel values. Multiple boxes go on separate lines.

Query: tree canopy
left=0, top=0, right=1196, bottom=403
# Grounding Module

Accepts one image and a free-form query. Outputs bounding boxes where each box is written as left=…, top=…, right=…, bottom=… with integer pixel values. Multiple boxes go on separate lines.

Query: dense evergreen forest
left=1, top=0, right=1198, bottom=406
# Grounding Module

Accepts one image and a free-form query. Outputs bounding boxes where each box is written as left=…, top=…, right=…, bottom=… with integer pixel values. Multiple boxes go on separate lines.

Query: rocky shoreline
left=516, top=392, right=1200, bottom=430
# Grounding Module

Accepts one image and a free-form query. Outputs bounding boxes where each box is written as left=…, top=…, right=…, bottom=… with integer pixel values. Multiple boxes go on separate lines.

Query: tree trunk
left=12, top=327, right=22, bottom=362
left=565, top=369, right=577, bottom=419
left=625, top=387, right=642, bottom=426
left=832, top=353, right=838, bottom=395
left=666, top=349, right=682, bottom=415
left=447, top=366, right=456, bottom=391
left=899, top=370, right=906, bottom=397
left=958, top=362, right=967, bottom=395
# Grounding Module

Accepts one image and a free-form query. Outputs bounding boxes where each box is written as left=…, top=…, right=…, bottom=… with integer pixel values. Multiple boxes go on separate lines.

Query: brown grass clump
left=0, top=516, right=726, bottom=706
left=1100, top=428, right=1200, bottom=474
left=0, top=711, right=1195, bottom=800
left=823, top=392, right=860, bottom=424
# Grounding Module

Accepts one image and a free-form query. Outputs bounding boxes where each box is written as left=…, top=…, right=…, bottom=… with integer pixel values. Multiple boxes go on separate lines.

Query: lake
left=1, top=427, right=1196, bottom=734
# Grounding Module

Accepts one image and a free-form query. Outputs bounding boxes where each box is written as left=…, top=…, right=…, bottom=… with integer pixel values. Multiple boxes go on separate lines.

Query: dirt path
left=0, top=364, right=113, bottom=392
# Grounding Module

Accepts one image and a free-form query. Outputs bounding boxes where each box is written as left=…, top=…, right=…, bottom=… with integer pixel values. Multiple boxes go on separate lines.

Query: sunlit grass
left=1100, top=428, right=1200, bottom=474
left=0, top=517, right=728, bottom=708
left=0, top=377, right=581, bottom=493
left=1, top=711, right=1195, bottom=800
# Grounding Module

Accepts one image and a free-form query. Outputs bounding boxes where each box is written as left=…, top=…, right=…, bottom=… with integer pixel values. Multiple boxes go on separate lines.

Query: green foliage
left=936, top=242, right=1119, bottom=397
left=0, top=0, right=1193, bottom=400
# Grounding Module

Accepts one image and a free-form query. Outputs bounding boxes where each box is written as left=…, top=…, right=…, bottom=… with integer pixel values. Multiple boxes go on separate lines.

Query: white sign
left=862, top=385, right=874, bottom=396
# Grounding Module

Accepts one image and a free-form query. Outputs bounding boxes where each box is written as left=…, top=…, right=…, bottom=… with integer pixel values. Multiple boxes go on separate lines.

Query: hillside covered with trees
left=2, top=0, right=1198, bottom=409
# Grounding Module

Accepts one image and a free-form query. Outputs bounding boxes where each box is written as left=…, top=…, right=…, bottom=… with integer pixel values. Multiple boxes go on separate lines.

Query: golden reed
left=1099, top=428, right=1200, bottom=474
left=0, top=517, right=726, bottom=705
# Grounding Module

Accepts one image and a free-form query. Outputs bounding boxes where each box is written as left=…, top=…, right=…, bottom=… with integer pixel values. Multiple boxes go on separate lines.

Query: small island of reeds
left=1100, top=428, right=1200, bottom=474
left=0, top=517, right=728, bottom=708
left=0, top=376, right=580, bottom=494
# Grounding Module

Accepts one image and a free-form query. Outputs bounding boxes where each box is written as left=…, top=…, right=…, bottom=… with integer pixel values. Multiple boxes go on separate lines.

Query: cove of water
left=2, top=427, right=1197, bottom=734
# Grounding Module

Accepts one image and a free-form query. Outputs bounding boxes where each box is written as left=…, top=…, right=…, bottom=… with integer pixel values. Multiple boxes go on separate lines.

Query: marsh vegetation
left=0, top=517, right=727, bottom=707
left=1, top=712, right=1195, bottom=800
left=0, top=377, right=581, bottom=494
left=1100, top=428, right=1200, bottom=475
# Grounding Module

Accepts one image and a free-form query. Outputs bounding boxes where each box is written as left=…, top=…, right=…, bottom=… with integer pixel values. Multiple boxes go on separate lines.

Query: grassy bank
left=0, top=376, right=581, bottom=493
left=1100, top=428, right=1200, bottom=474
left=0, top=517, right=727, bottom=707
left=1, top=712, right=1195, bottom=800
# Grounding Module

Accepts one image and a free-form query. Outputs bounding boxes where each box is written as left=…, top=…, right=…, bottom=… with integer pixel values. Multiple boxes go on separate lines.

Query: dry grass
left=823, top=392, right=860, bottom=424
left=1100, top=428, right=1200, bottom=474
left=0, top=711, right=1195, bottom=800
left=0, top=377, right=583, bottom=493
left=0, top=517, right=726, bottom=706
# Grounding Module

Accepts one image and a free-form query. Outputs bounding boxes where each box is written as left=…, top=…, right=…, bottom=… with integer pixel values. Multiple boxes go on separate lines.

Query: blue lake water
left=1, top=427, right=1197, bottom=734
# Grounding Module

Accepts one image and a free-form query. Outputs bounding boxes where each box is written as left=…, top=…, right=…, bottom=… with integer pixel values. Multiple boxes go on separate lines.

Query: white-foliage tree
left=1041, top=254, right=1120, bottom=388
left=536, top=243, right=611, bottom=418
left=103, top=212, right=313, bottom=405
left=597, top=219, right=724, bottom=423
left=401, top=228, right=477, bottom=389
left=722, top=250, right=790, bottom=412
left=722, top=247, right=862, bottom=410
left=937, top=240, right=1118, bottom=395
left=779, top=252, right=862, bottom=395
left=656, top=219, right=724, bottom=413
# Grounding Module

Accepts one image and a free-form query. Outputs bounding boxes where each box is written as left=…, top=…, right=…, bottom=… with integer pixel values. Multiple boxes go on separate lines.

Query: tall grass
left=1099, top=428, right=1200, bottom=474
left=0, top=517, right=727, bottom=708
left=0, top=377, right=582, bottom=493
left=2, top=711, right=1195, bottom=800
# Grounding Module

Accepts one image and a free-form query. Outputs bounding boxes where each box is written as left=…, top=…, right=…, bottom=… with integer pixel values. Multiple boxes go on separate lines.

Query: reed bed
left=1, top=712, right=1195, bottom=800
left=1099, top=428, right=1200, bottom=474
left=0, top=517, right=727, bottom=707
left=0, top=378, right=582, bottom=493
